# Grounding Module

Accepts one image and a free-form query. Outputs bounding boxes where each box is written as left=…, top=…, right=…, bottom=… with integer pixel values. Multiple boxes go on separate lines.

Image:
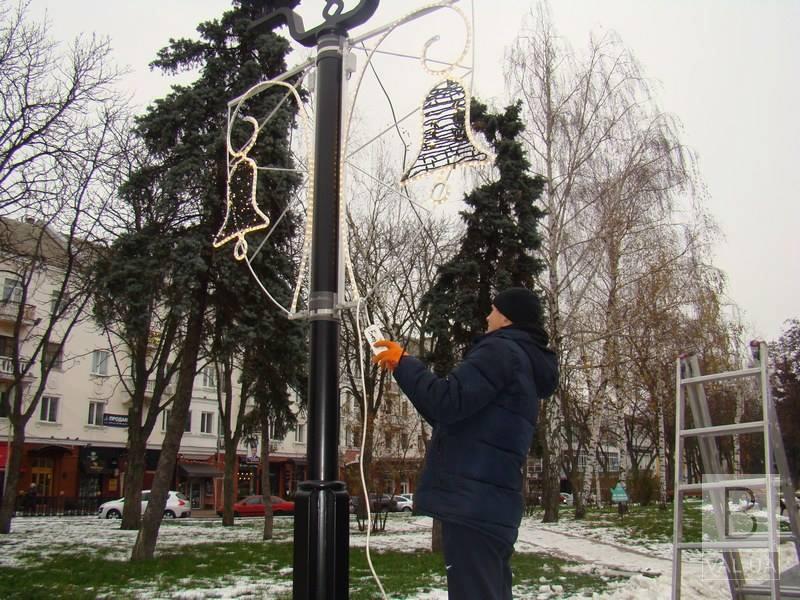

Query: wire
left=243, top=254, right=292, bottom=317
left=355, top=297, right=389, bottom=600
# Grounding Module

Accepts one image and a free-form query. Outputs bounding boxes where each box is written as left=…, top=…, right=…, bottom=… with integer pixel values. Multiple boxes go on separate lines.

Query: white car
left=395, top=494, right=414, bottom=512
left=97, top=490, right=191, bottom=519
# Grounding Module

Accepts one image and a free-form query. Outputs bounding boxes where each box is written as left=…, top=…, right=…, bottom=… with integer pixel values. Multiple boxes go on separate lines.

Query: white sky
left=27, top=0, right=800, bottom=342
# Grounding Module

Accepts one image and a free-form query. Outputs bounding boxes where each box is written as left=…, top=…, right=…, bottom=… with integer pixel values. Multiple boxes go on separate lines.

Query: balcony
left=0, top=355, right=35, bottom=386
left=0, top=301, right=36, bottom=326
left=121, top=378, right=176, bottom=406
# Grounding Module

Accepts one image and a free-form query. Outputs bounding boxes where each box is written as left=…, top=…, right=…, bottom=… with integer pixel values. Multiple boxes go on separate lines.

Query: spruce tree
left=97, top=2, right=306, bottom=559
left=422, top=100, right=547, bottom=374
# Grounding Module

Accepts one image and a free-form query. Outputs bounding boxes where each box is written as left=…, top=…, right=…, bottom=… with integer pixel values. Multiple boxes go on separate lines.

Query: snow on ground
left=1, top=513, right=798, bottom=599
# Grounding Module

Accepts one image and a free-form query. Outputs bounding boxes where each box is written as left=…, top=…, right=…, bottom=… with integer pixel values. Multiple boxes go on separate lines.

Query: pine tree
left=422, top=100, right=547, bottom=374
left=95, top=2, right=305, bottom=559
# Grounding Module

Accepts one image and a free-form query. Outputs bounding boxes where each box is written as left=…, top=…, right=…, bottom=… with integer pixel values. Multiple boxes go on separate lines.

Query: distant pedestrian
left=25, top=483, right=38, bottom=514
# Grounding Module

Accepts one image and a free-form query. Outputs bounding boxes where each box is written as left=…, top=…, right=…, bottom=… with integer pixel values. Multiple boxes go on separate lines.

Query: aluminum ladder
left=672, top=341, right=800, bottom=599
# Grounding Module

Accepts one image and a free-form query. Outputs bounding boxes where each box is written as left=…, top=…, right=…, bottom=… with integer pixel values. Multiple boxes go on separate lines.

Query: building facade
left=0, top=218, right=309, bottom=512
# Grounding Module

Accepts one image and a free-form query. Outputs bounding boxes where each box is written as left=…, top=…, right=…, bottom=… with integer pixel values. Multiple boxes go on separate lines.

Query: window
left=44, top=342, right=63, bottom=370
left=384, top=431, right=393, bottom=449
left=201, top=412, right=213, bottom=434
left=91, top=350, right=109, bottom=376
left=400, top=433, right=409, bottom=449
left=200, top=366, right=216, bottom=388
left=39, top=396, right=58, bottom=423
left=161, top=410, right=191, bottom=432
left=294, top=423, right=306, bottom=444
left=50, top=290, right=69, bottom=315
left=88, top=401, right=104, bottom=426
left=344, top=425, right=353, bottom=447
left=0, top=335, right=14, bottom=358
left=0, top=390, right=8, bottom=418
left=2, top=277, right=22, bottom=304
left=269, top=421, right=284, bottom=441
left=608, top=451, right=620, bottom=473
left=577, top=453, right=588, bottom=470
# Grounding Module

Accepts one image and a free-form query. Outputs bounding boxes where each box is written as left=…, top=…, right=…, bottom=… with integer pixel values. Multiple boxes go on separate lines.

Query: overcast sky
left=27, top=0, right=799, bottom=343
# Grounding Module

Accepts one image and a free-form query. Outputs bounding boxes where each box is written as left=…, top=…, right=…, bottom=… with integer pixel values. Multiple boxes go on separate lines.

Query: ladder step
left=678, top=540, right=771, bottom=549
left=680, top=421, right=766, bottom=438
left=681, top=366, right=761, bottom=385
left=739, top=585, right=800, bottom=597
left=679, top=477, right=768, bottom=493
left=745, top=532, right=797, bottom=543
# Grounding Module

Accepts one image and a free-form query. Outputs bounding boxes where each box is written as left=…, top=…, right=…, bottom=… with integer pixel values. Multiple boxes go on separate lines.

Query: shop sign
left=103, top=413, right=129, bottom=428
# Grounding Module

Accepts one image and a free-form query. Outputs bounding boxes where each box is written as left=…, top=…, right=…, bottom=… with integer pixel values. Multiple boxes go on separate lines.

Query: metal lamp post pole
left=293, top=31, right=350, bottom=600
left=249, top=2, right=379, bottom=598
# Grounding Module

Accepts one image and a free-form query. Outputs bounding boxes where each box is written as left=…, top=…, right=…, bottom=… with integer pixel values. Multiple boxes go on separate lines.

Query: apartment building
left=0, top=218, right=309, bottom=511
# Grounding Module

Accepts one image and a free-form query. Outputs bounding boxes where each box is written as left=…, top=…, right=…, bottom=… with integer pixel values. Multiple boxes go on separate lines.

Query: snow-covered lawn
left=0, top=510, right=798, bottom=599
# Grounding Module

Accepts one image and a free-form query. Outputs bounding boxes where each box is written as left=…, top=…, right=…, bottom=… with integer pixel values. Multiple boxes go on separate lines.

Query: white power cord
left=355, top=297, right=389, bottom=600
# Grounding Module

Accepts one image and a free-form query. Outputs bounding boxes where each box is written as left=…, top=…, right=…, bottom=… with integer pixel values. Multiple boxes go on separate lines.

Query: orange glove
left=372, top=339, right=406, bottom=371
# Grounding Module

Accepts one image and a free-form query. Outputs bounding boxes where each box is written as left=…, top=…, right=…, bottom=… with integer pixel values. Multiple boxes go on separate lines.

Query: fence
left=14, top=495, right=118, bottom=517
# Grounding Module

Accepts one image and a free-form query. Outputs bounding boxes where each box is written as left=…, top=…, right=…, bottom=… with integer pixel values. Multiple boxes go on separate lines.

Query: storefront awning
left=179, top=463, right=223, bottom=478
left=30, top=444, right=73, bottom=455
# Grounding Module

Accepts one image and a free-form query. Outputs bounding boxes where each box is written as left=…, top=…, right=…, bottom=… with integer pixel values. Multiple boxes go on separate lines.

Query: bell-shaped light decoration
left=214, top=116, right=270, bottom=260
left=402, top=79, right=490, bottom=183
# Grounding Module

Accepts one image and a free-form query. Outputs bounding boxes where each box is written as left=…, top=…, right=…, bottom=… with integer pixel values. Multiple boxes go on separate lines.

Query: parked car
left=97, top=490, right=191, bottom=519
left=559, top=492, right=573, bottom=506
left=350, top=493, right=398, bottom=514
left=395, top=494, right=414, bottom=512
left=216, top=495, right=295, bottom=517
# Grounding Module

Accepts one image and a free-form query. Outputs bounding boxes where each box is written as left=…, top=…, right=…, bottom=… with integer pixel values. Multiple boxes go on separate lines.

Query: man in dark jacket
left=374, top=287, right=558, bottom=600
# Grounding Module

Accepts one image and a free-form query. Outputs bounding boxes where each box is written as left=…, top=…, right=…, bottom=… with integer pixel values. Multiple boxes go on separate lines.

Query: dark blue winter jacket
left=392, top=326, right=558, bottom=547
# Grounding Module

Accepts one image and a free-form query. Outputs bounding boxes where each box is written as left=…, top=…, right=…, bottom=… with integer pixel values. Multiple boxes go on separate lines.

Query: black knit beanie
left=492, top=287, right=542, bottom=327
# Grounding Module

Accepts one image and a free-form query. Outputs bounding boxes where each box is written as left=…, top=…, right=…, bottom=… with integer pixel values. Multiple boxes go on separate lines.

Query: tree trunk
left=541, top=396, right=561, bottom=523
left=121, top=429, right=147, bottom=530
left=260, top=420, right=273, bottom=541
left=131, top=273, right=208, bottom=561
left=657, top=389, right=669, bottom=509
left=431, top=518, right=443, bottom=553
left=222, top=438, right=237, bottom=527
left=0, top=422, right=26, bottom=534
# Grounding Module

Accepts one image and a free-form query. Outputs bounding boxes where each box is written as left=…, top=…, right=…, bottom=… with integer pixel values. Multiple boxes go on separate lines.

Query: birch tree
left=0, top=0, right=129, bottom=534
left=505, top=3, right=705, bottom=520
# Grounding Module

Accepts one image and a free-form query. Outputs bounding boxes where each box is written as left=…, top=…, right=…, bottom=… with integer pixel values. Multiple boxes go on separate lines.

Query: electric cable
left=355, top=297, right=389, bottom=600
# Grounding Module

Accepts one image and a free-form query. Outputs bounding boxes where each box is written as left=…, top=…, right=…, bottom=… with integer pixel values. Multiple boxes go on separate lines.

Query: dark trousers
left=441, top=521, right=513, bottom=600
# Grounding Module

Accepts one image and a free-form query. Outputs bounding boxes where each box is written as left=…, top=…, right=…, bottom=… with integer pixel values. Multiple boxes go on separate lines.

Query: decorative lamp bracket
left=250, top=0, right=380, bottom=47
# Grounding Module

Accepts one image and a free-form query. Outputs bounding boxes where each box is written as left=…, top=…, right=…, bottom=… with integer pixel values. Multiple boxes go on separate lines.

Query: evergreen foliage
left=771, top=320, right=800, bottom=488
left=421, top=100, right=547, bottom=374
left=119, top=0, right=305, bottom=395
left=92, top=2, right=307, bottom=538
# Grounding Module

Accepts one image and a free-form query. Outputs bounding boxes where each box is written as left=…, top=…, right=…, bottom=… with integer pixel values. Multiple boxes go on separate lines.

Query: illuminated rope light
left=219, top=79, right=311, bottom=264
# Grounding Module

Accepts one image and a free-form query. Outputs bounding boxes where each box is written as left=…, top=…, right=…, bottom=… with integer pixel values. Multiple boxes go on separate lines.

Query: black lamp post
left=251, top=2, right=379, bottom=598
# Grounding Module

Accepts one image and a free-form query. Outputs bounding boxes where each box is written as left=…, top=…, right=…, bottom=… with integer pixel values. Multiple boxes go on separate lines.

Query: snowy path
left=516, top=525, right=671, bottom=577
left=513, top=519, right=800, bottom=599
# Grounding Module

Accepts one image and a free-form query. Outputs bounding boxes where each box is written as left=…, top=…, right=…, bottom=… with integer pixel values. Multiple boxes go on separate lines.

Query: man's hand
left=373, top=339, right=405, bottom=371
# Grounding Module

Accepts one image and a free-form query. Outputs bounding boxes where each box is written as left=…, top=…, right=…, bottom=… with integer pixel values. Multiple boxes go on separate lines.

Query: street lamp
left=251, top=2, right=380, bottom=598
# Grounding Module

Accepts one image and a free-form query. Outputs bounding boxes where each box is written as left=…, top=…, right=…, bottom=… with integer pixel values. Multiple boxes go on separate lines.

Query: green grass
left=0, top=541, right=293, bottom=599
left=0, top=539, right=622, bottom=599
left=529, top=500, right=705, bottom=544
